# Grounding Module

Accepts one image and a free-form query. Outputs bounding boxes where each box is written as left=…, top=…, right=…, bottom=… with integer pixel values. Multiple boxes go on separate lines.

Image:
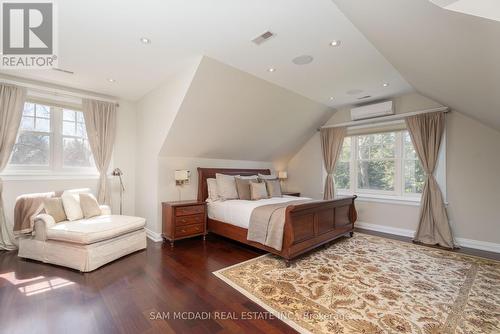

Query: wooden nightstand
left=283, top=191, right=301, bottom=197
left=162, top=200, right=207, bottom=247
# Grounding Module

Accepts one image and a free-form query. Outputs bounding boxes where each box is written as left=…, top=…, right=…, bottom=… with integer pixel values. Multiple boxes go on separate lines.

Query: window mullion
left=396, top=132, right=403, bottom=197
left=52, top=107, right=63, bottom=172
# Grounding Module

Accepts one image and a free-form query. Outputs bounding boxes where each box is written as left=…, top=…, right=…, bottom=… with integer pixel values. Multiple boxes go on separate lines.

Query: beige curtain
left=82, top=99, right=117, bottom=204
left=0, top=84, right=26, bottom=250
left=320, top=127, right=346, bottom=200
left=405, top=111, right=455, bottom=248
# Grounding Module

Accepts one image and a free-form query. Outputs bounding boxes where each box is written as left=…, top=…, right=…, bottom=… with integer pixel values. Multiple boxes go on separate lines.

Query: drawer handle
left=181, top=219, right=186, bottom=223
left=181, top=229, right=186, bottom=233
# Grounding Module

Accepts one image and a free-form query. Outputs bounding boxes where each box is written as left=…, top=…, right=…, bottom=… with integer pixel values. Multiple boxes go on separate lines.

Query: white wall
left=134, top=58, right=202, bottom=234
left=286, top=92, right=500, bottom=246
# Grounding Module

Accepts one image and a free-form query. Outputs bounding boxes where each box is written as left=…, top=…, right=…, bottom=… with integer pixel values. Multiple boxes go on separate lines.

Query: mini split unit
left=350, top=101, right=394, bottom=121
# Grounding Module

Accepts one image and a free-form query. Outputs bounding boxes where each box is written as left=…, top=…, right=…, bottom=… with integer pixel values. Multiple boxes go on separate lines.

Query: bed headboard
left=197, top=167, right=271, bottom=202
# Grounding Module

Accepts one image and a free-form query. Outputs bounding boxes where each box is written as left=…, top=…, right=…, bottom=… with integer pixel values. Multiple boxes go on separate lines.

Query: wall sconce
left=175, top=170, right=190, bottom=186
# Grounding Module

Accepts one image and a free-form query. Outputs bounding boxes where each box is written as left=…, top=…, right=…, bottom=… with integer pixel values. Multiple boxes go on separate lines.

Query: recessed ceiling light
left=268, top=68, right=275, bottom=72
left=107, top=78, right=116, bottom=83
left=329, top=40, right=341, bottom=47
left=329, top=97, right=335, bottom=101
left=140, top=37, right=151, bottom=44
left=382, top=82, right=389, bottom=87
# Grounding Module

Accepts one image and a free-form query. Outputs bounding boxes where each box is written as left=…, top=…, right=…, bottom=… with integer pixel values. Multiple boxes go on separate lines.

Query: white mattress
left=207, top=195, right=310, bottom=229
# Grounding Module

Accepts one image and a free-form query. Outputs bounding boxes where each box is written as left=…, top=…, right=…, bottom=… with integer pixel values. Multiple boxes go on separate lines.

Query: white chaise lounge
left=18, top=204, right=147, bottom=272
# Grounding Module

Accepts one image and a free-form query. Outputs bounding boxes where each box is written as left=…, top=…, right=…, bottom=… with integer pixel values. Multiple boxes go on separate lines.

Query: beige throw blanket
left=13, top=191, right=63, bottom=235
left=247, top=200, right=311, bottom=251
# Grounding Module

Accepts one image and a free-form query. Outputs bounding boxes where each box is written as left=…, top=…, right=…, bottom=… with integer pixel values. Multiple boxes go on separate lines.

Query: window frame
left=330, top=125, right=446, bottom=205
left=3, top=101, right=98, bottom=177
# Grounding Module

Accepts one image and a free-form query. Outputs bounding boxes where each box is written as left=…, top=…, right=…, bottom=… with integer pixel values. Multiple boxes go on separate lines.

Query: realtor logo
left=1, top=0, right=57, bottom=68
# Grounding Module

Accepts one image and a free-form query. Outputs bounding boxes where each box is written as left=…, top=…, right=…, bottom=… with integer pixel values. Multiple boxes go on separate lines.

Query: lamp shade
left=175, top=170, right=189, bottom=181
left=278, top=171, right=288, bottom=179
left=112, top=168, right=123, bottom=176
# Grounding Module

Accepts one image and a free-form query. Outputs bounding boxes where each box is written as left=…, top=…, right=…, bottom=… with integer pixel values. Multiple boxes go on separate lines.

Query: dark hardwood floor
left=0, top=230, right=498, bottom=334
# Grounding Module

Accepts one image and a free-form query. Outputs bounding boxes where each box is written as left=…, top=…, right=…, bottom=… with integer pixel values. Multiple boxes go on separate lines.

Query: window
left=7, top=102, right=96, bottom=174
left=333, top=128, right=440, bottom=202
left=62, top=109, right=93, bottom=167
left=10, top=103, right=51, bottom=166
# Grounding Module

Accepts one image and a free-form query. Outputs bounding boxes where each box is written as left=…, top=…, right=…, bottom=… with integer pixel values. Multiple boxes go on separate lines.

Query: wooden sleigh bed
left=198, top=168, right=357, bottom=263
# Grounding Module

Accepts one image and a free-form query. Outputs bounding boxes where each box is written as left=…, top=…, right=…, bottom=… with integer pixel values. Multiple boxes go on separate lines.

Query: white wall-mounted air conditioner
left=350, top=101, right=394, bottom=121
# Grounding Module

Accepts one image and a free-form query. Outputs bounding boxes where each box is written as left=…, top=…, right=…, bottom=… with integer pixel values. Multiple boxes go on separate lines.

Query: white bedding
left=207, top=195, right=311, bottom=229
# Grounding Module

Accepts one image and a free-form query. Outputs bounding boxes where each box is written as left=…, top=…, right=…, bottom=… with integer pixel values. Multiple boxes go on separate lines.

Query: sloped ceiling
left=333, top=0, right=500, bottom=130
left=160, top=57, right=334, bottom=164
left=0, top=0, right=411, bottom=106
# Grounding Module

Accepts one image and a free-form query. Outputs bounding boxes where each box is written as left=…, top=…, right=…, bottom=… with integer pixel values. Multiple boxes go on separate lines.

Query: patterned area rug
left=214, top=233, right=500, bottom=334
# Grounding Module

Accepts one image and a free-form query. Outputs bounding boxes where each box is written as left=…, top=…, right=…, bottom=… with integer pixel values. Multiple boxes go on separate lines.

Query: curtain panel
left=405, top=111, right=455, bottom=248
left=320, top=126, right=346, bottom=200
left=0, top=84, right=27, bottom=250
left=82, top=99, right=117, bottom=205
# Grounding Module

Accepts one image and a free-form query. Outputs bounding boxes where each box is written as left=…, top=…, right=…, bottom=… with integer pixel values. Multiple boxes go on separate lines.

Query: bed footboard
left=280, top=196, right=357, bottom=260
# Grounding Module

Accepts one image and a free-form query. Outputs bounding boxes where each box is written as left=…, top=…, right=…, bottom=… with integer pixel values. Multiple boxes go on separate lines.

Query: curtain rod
left=0, top=78, right=119, bottom=105
left=318, top=106, right=450, bottom=131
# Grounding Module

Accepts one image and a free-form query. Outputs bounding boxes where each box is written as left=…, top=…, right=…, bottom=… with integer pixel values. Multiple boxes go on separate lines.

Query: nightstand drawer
left=175, top=214, right=204, bottom=226
left=176, top=205, right=204, bottom=216
left=175, top=223, right=204, bottom=237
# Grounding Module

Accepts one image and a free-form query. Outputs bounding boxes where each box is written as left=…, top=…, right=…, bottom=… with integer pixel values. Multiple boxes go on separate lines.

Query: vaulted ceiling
left=0, top=0, right=410, bottom=106
left=333, top=0, right=500, bottom=130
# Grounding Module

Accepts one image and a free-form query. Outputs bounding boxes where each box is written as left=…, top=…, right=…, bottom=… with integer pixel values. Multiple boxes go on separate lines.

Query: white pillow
left=61, top=188, right=92, bottom=221
left=215, top=173, right=239, bottom=200
left=206, top=178, right=220, bottom=202
left=238, top=175, right=258, bottom=180
left=258, top=173, right=277, bottom=180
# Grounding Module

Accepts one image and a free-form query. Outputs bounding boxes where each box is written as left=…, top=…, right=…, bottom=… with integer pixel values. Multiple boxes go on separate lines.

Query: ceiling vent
left=52, top=68, right=74, bottom=74
left=252, top=31, right=275, bottom=45
left=351, top=101, right=394, bottom=121
left=357, top=95, right=372, bottom=100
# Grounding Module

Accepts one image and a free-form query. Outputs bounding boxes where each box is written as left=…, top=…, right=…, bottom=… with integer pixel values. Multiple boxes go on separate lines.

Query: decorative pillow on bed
left=235, top=176, right=259, bottom=200
left=264, top=179, right=282, bottom=197
left=215, top=173, right=239, bottom=200
left=206, top=178, right=220, bottom=202
left=258, top=173, right=277, bottom=181
left=250, top=182, right=269, bottom=200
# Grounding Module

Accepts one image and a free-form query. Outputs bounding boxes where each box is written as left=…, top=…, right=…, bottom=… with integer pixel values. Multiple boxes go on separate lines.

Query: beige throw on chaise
left=82, top=99, right=117, bottom=205
left=405, top=111, right=455, bottom=248
left=13, top=191, right=63, bottom=235
left=320, top=127, right=346, bottom=200
left=0, top=84, right=26, bottom=250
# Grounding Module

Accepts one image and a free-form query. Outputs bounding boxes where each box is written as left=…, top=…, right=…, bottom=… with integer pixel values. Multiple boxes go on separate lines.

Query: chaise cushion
left=45, top=215, right=146, bottom=245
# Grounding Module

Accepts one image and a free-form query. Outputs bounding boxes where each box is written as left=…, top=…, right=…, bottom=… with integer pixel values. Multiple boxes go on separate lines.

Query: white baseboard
left=455, top=238, right=500, bottom=254
left=356, top=222, right=415, bottom=238
left=355, top=221, right=500, bottom=253
left=145, top=228, right=163, bottom=243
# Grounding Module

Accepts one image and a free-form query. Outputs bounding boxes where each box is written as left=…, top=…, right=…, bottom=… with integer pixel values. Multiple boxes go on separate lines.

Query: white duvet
left=207, top=195, right=311, bottom=229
